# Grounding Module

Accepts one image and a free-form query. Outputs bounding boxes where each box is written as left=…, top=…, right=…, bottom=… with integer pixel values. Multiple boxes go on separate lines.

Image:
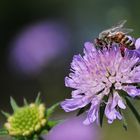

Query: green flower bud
left=1, top=94, right=60, bottom=140
left=4, top=103, right=47, bottom=137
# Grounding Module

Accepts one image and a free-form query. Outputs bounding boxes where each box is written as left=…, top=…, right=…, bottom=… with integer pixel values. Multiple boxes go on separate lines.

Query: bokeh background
left=0, top=0, right=140, bottom=140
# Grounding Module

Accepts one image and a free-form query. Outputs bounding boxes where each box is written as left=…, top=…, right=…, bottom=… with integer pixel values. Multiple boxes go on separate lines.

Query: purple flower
left=44, top=116, right=100, bottom=140
left=61, top=40, right=140, bottom=125
left=9, top=21, right=70, bottom=76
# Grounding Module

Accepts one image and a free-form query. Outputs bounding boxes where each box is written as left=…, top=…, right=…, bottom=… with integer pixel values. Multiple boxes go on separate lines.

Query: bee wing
left=99, top=20, right=128, bottom=38
left=111, top=20, right=127, bottom=29
left=118, top=28, right=133, bottom=34
left=100, top=20, right=126, bottom=33
left=108, top=20, right=127, bottom=33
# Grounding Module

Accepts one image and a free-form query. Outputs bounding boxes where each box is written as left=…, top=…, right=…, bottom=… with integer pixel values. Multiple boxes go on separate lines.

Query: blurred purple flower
left=44, top=116, right=100, bottom=140
left=61, top=41, right=140, bottom=125
left=9, top=21, right=70, bottom=76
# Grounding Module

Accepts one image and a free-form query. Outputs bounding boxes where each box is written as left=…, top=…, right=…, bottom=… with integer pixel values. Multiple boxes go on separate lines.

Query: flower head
left=1, top=94, right=59, bottom=139
left=4, top=103, right=46, bottom=137
left=61, top=41, right=140, bottom=125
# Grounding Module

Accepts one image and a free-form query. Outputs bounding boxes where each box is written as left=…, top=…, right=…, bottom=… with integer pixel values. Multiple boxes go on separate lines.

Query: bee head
left=99, top=31, right=109, bottom=40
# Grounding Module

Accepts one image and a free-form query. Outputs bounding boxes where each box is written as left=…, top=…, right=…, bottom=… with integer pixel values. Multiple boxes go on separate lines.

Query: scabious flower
left=61, top=40, right=140, bottom=125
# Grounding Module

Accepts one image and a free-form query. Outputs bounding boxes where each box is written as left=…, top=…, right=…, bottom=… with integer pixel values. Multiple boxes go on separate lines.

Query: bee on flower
left=95, top=20, right=137, bottom=57
left=61, top=39, right=140, bottom=127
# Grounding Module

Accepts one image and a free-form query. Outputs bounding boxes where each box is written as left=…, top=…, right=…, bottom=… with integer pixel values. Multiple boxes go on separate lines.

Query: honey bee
left=95, top=20, right=135, bottom=57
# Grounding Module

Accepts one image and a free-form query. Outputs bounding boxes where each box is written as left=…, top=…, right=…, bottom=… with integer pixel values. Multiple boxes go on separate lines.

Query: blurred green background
left=0, top=0, right=140, bottom=140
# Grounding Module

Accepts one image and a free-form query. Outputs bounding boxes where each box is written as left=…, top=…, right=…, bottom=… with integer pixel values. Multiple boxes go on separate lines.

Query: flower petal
left=61, top=97, right=90, bottom=112
left=123, top=86, right=140, bottom=97
left=118, top=100, right=126, bottom=109
left=84, top=42, right=96, bottom=54
left=105, top=92, right=125, bottom=123
left=135, top=38, right=140, bottom=49
left=83, top=105, right=97, bottom=125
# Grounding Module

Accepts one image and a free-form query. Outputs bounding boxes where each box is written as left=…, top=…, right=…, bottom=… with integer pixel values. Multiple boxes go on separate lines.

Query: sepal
left=46, top=102, right=59, bottom=118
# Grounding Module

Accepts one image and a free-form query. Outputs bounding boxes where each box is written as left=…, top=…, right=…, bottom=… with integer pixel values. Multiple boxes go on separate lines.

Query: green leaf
left=10, top=97, right=19, bottom=112
left=23, top=98, right=28, bottom=106
left=33, top=135, right=39, bottom=140
left=99, top=104, right=106, bottom=127
left=76, top=107, right=86, bottom=116
left=35, top=92, right=41, bottom=105
left=118, top=90, right=129, bottom=98
left=0, top=128, right=8, bottom=135
left=122, top=118, right=127, bottom=131
left=118, top=90, right=140, bottom=100
left=121, top=111, right=127, bottom=131
left=40, top=129, right=49, bottom=135
left=134, top=96, right=140, bottom=100
left=99, top=95, right=108, bottom=127
left=47, top=120, right=61, bottom=128
left=136, top=83, right=140, bottom=88
left=1, top=111, right=10, bottom=118
left=125, top=96, right=140, bottom=124
left=76, top=104, right=91, bottom=116
left=46, top=102, right=59, bottom=118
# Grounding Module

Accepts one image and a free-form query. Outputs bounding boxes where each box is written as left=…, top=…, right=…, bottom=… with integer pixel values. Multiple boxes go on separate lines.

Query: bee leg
left=104, top=41, right=108, bottom=49
left=94, top=38, right=104, bottom=50
left=130, top=44, right=136, bottom=50
left=108, top=41, right=113, bottom=49
left=94, top=38, right=110, bottom=50
left=120, top=45, right=125, bottom=57
left=102, top=40, right=108, bottom=49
